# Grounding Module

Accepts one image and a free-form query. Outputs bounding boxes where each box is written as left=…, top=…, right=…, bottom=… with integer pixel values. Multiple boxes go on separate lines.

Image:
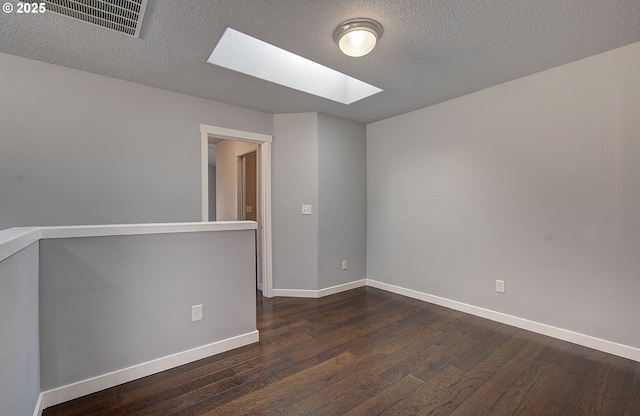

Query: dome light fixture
left=333, top=18, right=383, bottom=57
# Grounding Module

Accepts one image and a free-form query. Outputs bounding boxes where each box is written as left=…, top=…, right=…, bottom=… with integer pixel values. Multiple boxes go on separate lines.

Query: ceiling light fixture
left=333, top=18, right=383, bottom=57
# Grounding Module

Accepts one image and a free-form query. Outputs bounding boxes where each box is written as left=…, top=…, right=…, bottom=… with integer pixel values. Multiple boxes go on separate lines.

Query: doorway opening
left=200, top=124, right=273, bottom=298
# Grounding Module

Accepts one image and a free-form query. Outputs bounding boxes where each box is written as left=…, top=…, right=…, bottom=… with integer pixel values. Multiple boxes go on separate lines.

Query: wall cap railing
left=0, top=221, right=257, bottom=263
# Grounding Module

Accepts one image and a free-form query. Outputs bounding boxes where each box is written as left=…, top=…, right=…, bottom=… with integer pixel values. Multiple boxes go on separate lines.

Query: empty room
left=1, top=1, right=640, bottom=415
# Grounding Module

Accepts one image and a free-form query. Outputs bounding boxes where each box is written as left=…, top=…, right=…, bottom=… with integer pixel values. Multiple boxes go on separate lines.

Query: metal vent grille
left=33, top=0, right=148, bottom=37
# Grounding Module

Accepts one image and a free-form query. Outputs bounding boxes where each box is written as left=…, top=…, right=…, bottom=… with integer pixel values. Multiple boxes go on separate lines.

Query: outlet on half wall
left=192, top=304, right=203, bottom=321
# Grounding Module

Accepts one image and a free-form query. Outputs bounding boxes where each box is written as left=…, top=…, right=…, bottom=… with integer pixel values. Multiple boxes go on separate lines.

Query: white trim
left=200, top=124, right=273, bottom=143
left=32, top=393, right=44, bottom=416
left=39, top=221, right=256, bottom=239
left=273, top=279, right=367, bottom=298
left=260, top=141, right=273, bottom=298
left=200, top=124, right=274, bottom=298
left=318, top=279, right=367, bottom=297
left=366, top=279, right=640, bottom=363
left=201, top=131, right=210, bottom=221
left=272, top=288, right=319, bottom=298
left=0, top=222, right=256, bottom=263
left=26, top=277, right=640, bottom=416
left=38, top=331, right=259, bottom=411
left=0, top=227, right=40, bottom=261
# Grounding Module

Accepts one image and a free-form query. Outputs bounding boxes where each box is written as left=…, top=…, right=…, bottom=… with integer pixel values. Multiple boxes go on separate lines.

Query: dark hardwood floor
left=43, top=286, right=640, bottom=415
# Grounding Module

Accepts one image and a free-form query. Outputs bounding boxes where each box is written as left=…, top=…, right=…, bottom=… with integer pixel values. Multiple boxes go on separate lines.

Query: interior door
left=241, top=152, right=258, bottom=222
left=240, top=151, right=260, bottom=290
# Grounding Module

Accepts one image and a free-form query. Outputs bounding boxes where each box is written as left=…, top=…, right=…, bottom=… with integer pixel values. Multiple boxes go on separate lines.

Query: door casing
left=200, top=124, right=273, bottom=298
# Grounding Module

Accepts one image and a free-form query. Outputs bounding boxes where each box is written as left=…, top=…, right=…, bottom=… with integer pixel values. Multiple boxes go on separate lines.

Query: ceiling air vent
left=34, top=0, right=148, bottom=37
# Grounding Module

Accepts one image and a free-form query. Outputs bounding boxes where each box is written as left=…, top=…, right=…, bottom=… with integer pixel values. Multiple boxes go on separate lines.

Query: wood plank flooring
left=43, top=286, right=640, bottom=415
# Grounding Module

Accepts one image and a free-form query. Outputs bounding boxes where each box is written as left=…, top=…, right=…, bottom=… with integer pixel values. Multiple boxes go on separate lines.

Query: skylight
left=207, top=28, right=383, bottom=105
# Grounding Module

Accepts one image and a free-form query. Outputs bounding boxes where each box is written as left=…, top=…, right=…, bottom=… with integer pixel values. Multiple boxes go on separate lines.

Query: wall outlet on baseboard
left=496, top=280, right=505, bottom=294
left=192, top=304, right=203, bottom=321
left=342, top=260, right=348, bottom=270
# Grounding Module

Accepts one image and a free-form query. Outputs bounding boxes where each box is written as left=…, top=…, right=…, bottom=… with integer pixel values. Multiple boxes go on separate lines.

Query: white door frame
left=200, top=124, right=274, bottom=298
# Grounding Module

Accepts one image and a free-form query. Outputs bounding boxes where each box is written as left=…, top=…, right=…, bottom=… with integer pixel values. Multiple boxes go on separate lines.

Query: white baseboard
left=318, top=279, right=367, bottom=297
left=37, top=331, right=259, bottom=413
left=33, top=278, right=640, bottom=416
left=273, top=279, right=367, bottom=298
left=32, top=393, right=44, bottom=416
left=272, top=288, right=318, bottom=298
left=367, top=279, right=640, bottom=363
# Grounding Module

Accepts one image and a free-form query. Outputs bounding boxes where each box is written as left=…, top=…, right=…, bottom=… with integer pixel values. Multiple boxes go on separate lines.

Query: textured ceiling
left=1, top=0, right=639, bottom=124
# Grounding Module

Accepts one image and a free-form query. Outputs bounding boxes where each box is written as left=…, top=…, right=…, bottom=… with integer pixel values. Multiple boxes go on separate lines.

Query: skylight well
left=207, top=28, right=383, bottom=105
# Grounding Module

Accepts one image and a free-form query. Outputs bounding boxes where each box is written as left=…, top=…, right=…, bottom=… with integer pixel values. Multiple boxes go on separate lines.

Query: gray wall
left=272, top=113, right=367, bottom=292
left=318, top=114, right=367, bottom=288
left=367, top=41, right=640, bottom=349
left=0, top=244, right=40, bottom=416
left=272, top=113, right=319, bottom=290
left=39, top=231, right=256, bottom=389
left=0, top=52, right=272, bottom=230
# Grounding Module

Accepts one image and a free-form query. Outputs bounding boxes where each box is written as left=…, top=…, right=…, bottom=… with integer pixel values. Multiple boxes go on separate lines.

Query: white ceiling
left=1, top=0, right=639, bottom=124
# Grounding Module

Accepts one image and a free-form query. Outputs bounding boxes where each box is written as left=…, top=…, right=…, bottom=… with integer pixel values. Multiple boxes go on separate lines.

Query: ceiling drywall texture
left=1, top=0, right=639, bottom=124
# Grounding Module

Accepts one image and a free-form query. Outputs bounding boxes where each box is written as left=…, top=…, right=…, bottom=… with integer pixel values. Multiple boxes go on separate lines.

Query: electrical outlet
left=302, top=205, right=312, bottom=215
left=192, top=304, right=203, bottom=321
left=342, top=260, right=348, bottom=270
left=496, top=280, right=505, bottom=294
